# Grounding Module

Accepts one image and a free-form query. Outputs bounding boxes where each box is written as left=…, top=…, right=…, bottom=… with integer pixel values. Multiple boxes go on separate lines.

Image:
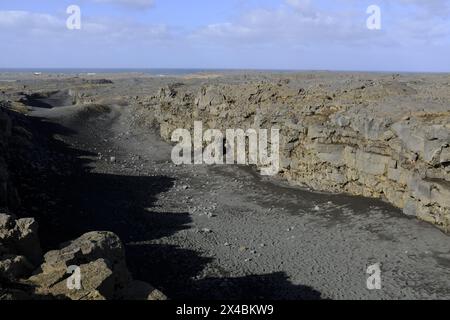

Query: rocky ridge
left=1, top=72, right=450, bottom=300
left=0, top=107, right=166, bottom=300
left=136, top=75, right=450, bottom=231
left=0, top=213, right=166, bottom=300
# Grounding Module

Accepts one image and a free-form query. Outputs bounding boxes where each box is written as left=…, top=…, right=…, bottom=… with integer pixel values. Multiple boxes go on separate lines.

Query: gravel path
left=30, top=103, right=450, bottom=300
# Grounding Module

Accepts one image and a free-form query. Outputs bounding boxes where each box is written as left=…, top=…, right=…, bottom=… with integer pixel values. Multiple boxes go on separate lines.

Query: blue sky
left=1, top=0, right=449, bottom=71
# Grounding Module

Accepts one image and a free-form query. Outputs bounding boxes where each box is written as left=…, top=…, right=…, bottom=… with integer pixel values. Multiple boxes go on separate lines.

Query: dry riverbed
left=29, top=102, right=450, bottom=300
left=1, top=72, right=450, bottom=300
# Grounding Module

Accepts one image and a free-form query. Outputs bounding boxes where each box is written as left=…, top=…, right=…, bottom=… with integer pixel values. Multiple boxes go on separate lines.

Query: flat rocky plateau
left=0, top=71, right=449, bottom=300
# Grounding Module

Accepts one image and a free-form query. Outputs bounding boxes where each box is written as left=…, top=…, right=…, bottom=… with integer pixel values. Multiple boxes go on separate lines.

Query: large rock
left=30, top=231, right=131, bottom=300
left=1, top=215, right=166, bottom=300
left=40, top=231, right=128, bottom=276
left=31, top=258, right=116, bottom=300
left=0, top=214, right=42, bottom=267
left=29, top=231, right=166, bottom=300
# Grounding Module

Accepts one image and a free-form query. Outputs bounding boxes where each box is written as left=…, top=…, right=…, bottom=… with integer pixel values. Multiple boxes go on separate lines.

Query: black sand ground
left=16, top=93, right=450, bottom=300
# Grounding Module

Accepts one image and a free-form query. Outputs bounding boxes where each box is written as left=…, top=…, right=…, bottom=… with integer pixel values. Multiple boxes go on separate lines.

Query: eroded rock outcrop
left=1, top=105, right=165, bottom=300
left=139, top=76, right=450, bottom=231
left=0, top=216, right=166, bottom=300
left=0, top=214, right=42, bottom=282
left=29, top=231, right=166, bottom=300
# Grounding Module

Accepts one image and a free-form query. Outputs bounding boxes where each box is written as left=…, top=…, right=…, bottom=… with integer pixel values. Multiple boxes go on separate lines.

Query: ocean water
left=0, top=68, right=223, bottom=75
left=0, top=68, right=303, bottom=76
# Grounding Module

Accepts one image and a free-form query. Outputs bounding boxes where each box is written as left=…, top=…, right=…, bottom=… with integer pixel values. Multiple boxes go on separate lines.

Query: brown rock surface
left=138, top=74, right=450, bottom=231
left=29, top=231, right=166, bottom=300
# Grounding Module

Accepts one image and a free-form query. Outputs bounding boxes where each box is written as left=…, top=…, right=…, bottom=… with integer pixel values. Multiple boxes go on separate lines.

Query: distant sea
left=1, top=68, right=446, bottom=75
left=0, top=68, right=299, bottom=76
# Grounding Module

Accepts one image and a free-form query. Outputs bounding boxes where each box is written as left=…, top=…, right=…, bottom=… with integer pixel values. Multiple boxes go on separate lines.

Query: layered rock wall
left=1, top=214, right=166, bottom=300
left=140, top=77, right=450, bottom=231
left=0, top=106, right=166, bottom=300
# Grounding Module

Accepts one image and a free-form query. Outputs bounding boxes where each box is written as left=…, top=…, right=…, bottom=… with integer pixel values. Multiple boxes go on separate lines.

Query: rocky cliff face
left=138, top=75, right=450, bottom=232
left=0, top=214, right=166, bottom=300
left=0, top=107, right=166, bottom=300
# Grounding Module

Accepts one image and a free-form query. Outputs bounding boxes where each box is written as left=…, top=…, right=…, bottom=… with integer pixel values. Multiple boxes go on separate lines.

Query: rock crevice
left=139, top=78, right=450, bottom=231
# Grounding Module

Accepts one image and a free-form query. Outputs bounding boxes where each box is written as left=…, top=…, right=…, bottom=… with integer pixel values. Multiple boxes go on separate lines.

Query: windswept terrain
left=1, top=71, right=450, bottom=300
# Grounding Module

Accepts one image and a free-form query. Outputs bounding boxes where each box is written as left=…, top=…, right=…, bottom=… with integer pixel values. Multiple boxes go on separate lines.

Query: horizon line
left=1, top=67, right=449, bottom=74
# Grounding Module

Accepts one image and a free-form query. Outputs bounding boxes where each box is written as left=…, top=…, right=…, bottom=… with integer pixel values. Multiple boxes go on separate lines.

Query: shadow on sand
left=7, top=108, right=324, bottom=300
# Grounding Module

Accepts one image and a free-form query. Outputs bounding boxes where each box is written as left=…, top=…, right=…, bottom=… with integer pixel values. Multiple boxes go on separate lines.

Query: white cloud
left=189, top=0, right=450, bottom=49
left=90, top=0, right=154, bottom=9
left=190, top=4, right=376, bottom=48
left=0, top=10, right=61, bottom=30
left=1, top=1, right=449, bottom=70
left=0, top=10, right=172, bottom=46
left=398, top=0, right=450, bottom=14
left=0, top=8, right=176, bottom=68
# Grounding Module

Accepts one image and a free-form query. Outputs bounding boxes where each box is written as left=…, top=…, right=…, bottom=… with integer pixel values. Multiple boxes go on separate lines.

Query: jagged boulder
left=29, top=231, right=166, bottom=300
left=0, top=213, right=42, bottom=282
left=1, top=215, right=166, bottom=300
left=29, top=231, right=130, bottom=299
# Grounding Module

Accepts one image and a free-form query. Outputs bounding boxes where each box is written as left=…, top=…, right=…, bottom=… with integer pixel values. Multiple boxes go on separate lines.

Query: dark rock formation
left=138, top=78, right=450, bottom=231
left=0, top=214, right=166, bottom=300
left=0, top=107, right=165, bottom=300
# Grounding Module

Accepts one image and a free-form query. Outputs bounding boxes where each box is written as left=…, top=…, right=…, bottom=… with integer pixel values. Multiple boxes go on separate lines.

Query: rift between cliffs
left=134, top=74, right=450, bottom=232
